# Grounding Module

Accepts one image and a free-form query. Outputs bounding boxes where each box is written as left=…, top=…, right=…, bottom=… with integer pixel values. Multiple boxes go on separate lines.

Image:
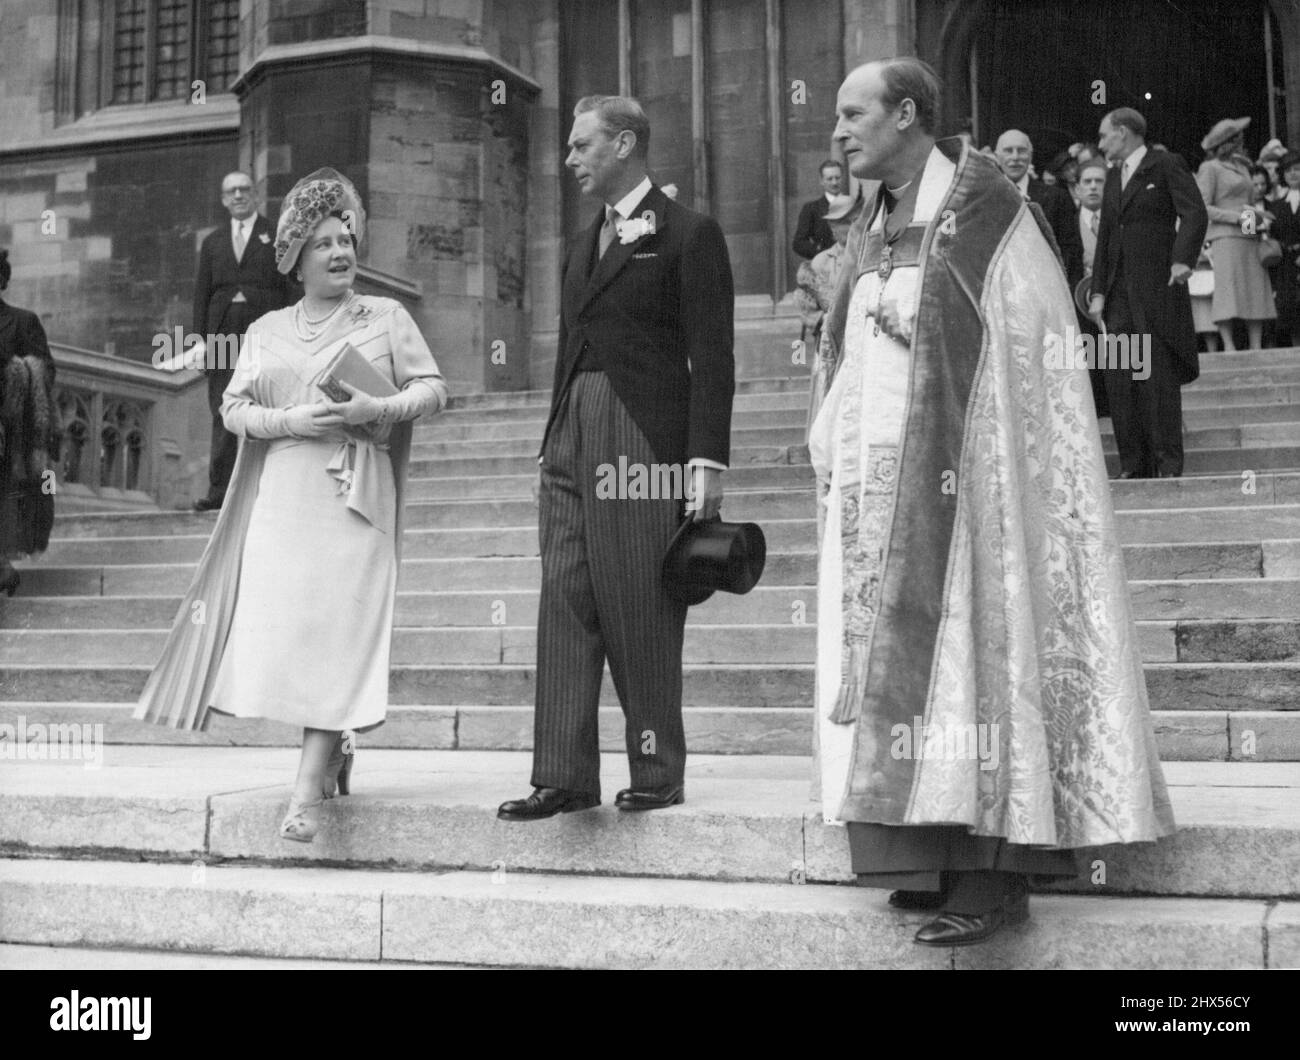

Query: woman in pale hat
left=1195, top=117, right=1276, bottom=350
left=134, top=168, right=448, bottom=842
left=1258, top=138, right=1288, bottom=199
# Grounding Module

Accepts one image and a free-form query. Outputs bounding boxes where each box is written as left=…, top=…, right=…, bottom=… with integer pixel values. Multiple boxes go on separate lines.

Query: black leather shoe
left=913, top=888, right=1029, bottom=947
left=193, top=496, right=223, bottom=512
left=888, top=889, right=947, bottom=911
left=615, top=784, right=685, bottom=811
left=0, top=562, right=19, bottom=598
left=497, top=786, right=599, bottom=821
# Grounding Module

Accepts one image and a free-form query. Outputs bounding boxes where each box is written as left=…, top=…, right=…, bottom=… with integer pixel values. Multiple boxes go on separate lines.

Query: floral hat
left=274, top=167, right=366, bottom=275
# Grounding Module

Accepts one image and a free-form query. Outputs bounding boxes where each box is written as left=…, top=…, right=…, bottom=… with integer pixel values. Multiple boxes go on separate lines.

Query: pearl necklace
left=295, top=291, right=353, bottom=340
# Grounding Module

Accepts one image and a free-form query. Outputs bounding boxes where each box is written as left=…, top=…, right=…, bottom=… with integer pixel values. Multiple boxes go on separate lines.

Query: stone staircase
left=3, top=348, right=1298, bottom=761
left=1, top=345, right=1298, bottom=968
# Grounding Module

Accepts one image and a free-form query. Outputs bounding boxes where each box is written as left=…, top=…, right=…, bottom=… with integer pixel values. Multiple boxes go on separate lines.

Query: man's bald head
left=995, top=129, right=1033, bottom=183
left=833, top=58, right=940, bottom=186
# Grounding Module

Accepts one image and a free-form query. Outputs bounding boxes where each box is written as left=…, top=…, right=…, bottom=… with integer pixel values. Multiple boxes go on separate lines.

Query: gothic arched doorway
left=919, top=0, right=1293, bottom=167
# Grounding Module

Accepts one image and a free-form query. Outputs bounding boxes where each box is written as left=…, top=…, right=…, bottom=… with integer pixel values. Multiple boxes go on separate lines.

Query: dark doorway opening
left=970, top=0, right=1286, bottom=169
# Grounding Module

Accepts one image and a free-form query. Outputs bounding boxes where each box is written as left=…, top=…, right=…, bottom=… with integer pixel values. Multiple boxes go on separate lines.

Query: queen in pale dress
left=134, top=169, right=448, bottom=842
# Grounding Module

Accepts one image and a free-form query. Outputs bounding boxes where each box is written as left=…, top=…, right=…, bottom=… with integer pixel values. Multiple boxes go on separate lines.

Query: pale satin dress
left=210, top=296, right=446, bottom=732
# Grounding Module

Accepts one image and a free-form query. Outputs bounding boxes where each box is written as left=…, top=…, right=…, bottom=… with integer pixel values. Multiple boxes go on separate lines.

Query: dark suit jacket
left=793, top=196, right=835, bottom=260
left=1027, top=178, right=1084, bottom=288
left=0, top=298, right=56, bottom=551
left=0, top=299, right=52, bottom=374
left=542, top=184, right=735, bottom=468
left=1091, top=147, right=1208, bottom=383
left=192, top=214, right=296, bottom=351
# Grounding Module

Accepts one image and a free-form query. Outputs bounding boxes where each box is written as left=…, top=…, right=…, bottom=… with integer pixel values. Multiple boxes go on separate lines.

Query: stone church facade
left=1, top=1, right=1295, bottom=504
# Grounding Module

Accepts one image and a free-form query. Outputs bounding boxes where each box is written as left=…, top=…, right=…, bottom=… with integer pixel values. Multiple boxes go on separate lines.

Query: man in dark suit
left=792, top=159, right=844, bottom=260
left=498, top=95, right=735, bottom=820
left=995, top=129, right=1085, bottom=288
left=1076, top=156, right=1109, bottom=418
left=191, top=171, right=296, bottom=510
left=1089, top=108, right=1207, bottom=479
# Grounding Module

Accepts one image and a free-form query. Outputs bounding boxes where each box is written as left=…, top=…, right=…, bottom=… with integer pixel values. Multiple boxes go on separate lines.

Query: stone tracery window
left=106, top=0, right=240, bottom=105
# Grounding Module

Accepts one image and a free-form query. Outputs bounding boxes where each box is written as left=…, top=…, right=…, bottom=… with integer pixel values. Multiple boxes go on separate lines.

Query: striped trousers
left=531, top=370, right=688, bottom=796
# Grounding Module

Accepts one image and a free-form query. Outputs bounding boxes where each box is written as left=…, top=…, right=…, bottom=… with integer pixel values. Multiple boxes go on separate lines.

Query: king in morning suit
left=499, top=95, right=735, bottom=820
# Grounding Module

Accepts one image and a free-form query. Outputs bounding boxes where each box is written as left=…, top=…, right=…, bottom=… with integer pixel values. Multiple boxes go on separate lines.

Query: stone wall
left=0, top=139, right=238, bottom=360
left=0, top=0, right=59, bottom=144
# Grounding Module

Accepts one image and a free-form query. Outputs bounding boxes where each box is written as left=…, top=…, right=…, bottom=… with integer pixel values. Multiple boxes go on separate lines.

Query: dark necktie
left=598, top=207, right=617, bottom=258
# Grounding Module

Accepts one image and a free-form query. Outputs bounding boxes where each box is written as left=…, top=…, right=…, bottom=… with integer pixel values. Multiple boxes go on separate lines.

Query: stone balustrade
left=50, top=343, right=209, bottom=513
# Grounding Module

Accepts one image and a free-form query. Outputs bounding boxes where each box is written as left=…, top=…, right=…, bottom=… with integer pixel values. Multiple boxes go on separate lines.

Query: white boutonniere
left=616, top=214, right=656, bottom=244
left=258, top=233, right=270, bottom=244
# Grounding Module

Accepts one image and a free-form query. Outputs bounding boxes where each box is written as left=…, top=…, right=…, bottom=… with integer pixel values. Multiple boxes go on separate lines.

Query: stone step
left=5, top=702, right=1297, bottom=760
left=46, top=488, right=820, bottom=539
left=41, top=472, right=1300, bottom=541
left=1116, top=505, right=1300, bottom=543
left=3, top=856, right=1287, bottom=968
left=408, top=435, right=1300, bottom=481
left=413, top=425, right=814, bottom=460
left=2, top=657, right=1296, bottom=709
left=406, top=463, right=1300, bottom=500
left=23, top=524, right=1300, bottom=585
left=413, top=400, right=1300, bottom=443
left=7, top=617, right=1298, bottom=669
left=0, top=624, right=818, bottom=667
left=0, top=943, right=458, bottom=970
left=7, top=546, right=1298, bottom=633
left=0, top=751, right=1294, bottom=899
left=8, top=566, right=1298, bottom=624
left=427, top=394, right=815, bottom=426
left=444, top=375, right=815, bottom=411
left=408, top=445, right=811, bottom=480
left=414, top=381, right=1300, bottom=432
left=1197, top=346, right=1300, bottom=369
left=412, top=418, right=1296, bottom=462
left=394, top=467, right=819, bottom=500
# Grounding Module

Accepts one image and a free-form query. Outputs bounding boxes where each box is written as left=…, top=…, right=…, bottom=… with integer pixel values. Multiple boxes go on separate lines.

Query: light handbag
left=1187, top=268, right=1214, bottom=298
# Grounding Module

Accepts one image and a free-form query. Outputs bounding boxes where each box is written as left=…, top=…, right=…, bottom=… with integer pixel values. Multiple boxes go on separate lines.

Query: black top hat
left=662, top=517, right=766, bottom=606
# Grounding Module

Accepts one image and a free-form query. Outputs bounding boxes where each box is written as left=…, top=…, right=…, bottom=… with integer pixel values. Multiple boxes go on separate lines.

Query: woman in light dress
left=1195, top=118, right=1276, bottom=351
left=135, top=169, right=447, bottom=843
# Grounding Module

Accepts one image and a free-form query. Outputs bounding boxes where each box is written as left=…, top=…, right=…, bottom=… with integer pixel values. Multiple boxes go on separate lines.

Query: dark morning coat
left=191, top=213, right=296, bottom=345
left=1027, top=178, right=1085, bottom=289
left=1090, top=148, right=1208, bottom=383
left=0, top=299, right=56, bottom=554
left=541, top=184, right=735, bottom=468
left=792, top=196, right=835, bottom=260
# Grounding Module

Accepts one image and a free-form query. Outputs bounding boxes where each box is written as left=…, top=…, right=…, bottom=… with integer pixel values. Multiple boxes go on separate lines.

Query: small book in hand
left=314, top=342, right=399, bottom=403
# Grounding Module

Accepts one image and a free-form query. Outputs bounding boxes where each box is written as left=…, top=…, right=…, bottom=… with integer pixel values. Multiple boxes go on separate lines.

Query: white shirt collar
left=609, top=176, right=654, bottom=221
left=1286, top=188, right=1300, bottom=210
left=1080, top=205, right=1099, bottom=220
left=1123, top=145, right=1148, bottom=176
left=232, top=216, right=251, bottom=235
left=1014, top=174, right=1030, bottom=195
